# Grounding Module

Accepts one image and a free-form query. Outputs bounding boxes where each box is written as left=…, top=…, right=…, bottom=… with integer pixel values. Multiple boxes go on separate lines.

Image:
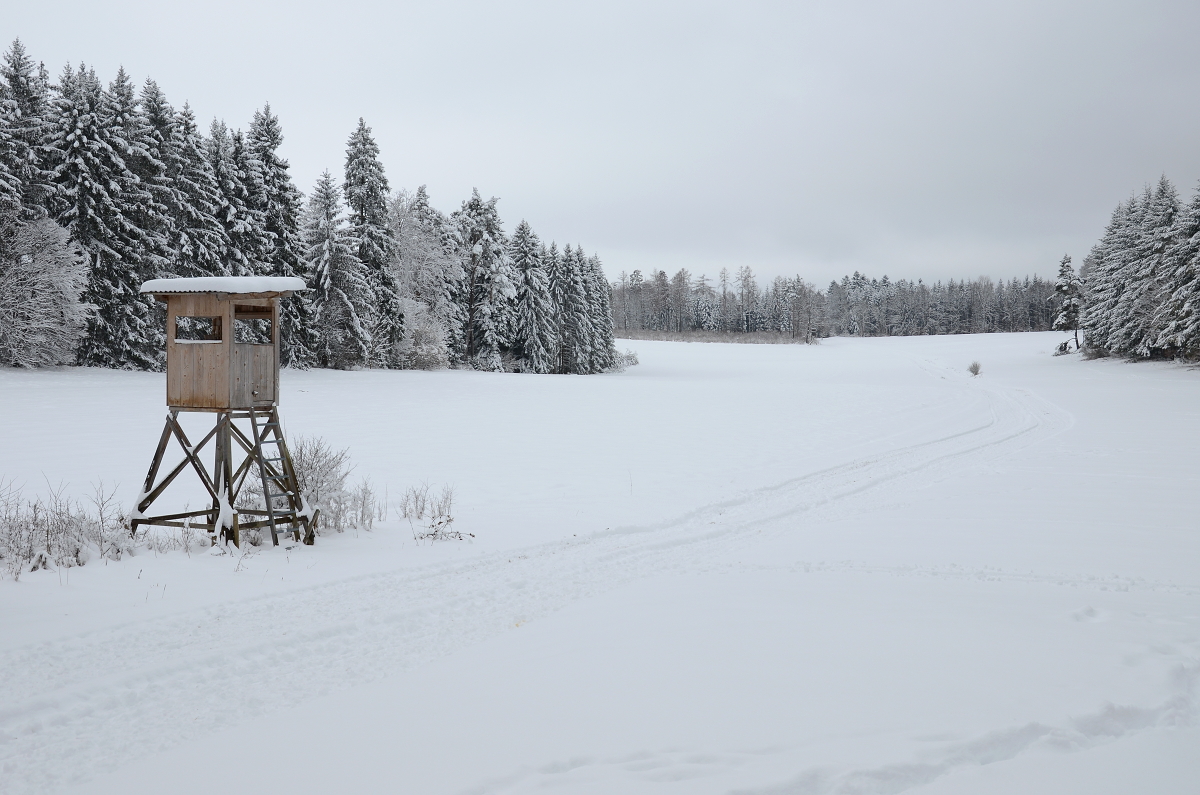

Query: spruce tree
left=107, top=67, right=171, bottom=279
left=551, top=245, right=592, bottom=373
left=232, top=128, right=270, bottom=272
left=508, top=220, right=554, bottom=373
left=1155, top=183, right=1200, bottom=356
left=207, top=120, right=263, bottom=277
left=1080, top=198, right=1137, bottom=353
left=0, top=97, right=19, bottom=213
left=49, top=64, right=160, bottom=369
left=248, top=104, right=314, bottom=366
left=570, top=246, right=596, bottom=372
left=1051, top=254, right=1083, bottom=350
left=1110, top=177, right=1178, bottom=356
left=343, top=118, right=400, bottom=366
left=453, top=189, right=514, bottom=371
left=585, top=253, right=617, bottom=371
left=0, top=39, right=53, bottom=217
left=157, top=100, right=228, bottom=277
left=303, top=171, right=371, bottom=369
left=543, top=242, right=567, bottom=371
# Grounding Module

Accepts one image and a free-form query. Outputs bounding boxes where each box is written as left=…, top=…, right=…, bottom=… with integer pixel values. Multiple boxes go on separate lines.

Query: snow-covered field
left=1, top=332, right=1198, bottom=794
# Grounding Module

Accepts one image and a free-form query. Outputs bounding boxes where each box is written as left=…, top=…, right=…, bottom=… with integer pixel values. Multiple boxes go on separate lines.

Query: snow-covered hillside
left=1, top=332, right=1197, bottom=794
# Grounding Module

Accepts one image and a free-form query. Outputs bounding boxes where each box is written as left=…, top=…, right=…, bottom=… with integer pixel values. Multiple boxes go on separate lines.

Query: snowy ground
left=1, top=332, right=1198, bottom=794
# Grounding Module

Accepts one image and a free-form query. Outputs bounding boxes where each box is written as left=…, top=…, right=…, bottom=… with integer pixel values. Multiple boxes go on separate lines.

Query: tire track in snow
left=0, top=372, right=1104, bottom=795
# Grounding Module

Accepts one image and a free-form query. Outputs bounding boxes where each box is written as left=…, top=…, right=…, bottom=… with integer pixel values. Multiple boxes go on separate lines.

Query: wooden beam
left=139, top=509, right=214, bottom=523
left=137, top=414, right=224, bottom=513
left=166, top=413, right=220, bottom=503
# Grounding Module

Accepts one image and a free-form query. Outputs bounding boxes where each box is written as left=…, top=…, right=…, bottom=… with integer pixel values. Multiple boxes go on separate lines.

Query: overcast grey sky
left=7, top=0, right=1200, bottom=285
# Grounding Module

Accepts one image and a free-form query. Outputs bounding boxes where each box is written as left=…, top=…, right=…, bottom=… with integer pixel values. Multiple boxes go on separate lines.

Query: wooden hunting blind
left=131, top=277, right=315, bottom=547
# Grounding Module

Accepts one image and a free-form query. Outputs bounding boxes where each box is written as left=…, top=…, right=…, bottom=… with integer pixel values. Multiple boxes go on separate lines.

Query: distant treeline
left=0, top=39, right=617, bottom=373
left=610, top=267, right=1056, bottom=341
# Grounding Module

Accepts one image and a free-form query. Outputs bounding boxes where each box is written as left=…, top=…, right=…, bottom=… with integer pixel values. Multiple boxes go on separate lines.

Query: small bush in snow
left=401, top=483, right=466, bottom=542
left=239, top=435, right=385, bottom=535
left=142, top=516, right=205, bottom=556
left=288, top=435, right=354, bottom=533
left=968, top=361, right=982, bottom=376
left=612, top=349, right=639, bottom=371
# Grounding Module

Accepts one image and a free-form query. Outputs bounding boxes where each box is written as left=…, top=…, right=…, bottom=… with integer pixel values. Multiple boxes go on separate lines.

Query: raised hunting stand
left=131, top=277, right=315, bottom=547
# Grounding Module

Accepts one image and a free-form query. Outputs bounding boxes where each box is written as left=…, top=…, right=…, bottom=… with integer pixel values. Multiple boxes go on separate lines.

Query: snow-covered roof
left=140, top=277, right=308, bottom=296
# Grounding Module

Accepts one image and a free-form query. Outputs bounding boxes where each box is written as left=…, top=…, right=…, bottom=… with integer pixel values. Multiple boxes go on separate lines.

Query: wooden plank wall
left=164, top=294, right=279, bottom=410
left=167, top=294, right=232, bottom=409
left=232, top=344, right=275, bottom=406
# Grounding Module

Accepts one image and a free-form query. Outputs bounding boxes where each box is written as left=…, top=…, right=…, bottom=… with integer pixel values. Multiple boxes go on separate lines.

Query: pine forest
left=0, top=40, right=616, bottom=374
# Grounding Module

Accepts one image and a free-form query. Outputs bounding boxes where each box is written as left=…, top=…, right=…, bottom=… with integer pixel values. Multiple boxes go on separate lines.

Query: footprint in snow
left=1072, top=606, right=1106, bottom=622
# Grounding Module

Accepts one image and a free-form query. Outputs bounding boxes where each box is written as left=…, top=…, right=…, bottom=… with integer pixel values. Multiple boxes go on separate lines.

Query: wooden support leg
left=214, top=413, right=239, bottom=548
left=132, top=412, right=175, bottom=536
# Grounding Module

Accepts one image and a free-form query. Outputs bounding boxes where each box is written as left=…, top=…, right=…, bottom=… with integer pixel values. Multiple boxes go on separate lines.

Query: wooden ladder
left=247, top=407, right=311, bottom=546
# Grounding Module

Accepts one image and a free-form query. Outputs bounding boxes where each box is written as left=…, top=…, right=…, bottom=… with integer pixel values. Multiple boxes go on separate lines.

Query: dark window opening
left=175, top=316, right=222, bottom=342
left=234, top=317, right=273, bottom=344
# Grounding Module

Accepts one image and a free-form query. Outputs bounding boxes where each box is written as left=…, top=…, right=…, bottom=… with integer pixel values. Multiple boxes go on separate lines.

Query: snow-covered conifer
left=0, top=99, right=20, bottom=213
left=584, top=253, right=617, bottom=371
left=543, top=242, right=565, bottom=368
left=1155, top=183, right=1200, bottom=356
left=1080, top=199, right=1137, bottom=353
left=1109, top=177, right=1178, bottom=356
left=508, top=220, right=554, bottom=373
left=690, top=275, right=719, bottom=331
left=453, top=189, right=514, bottom=371
left=249, top=104, right=314, bottom=366
left=303, top=171, right=371, bottom=369
left=106, top=67, right=171, bottom=279
left=207, top=120, right=264, bottom=277
left=0, top=39, right=53, bottom=217
left=558, top=245, right=594, bottom=373
left=343, top=118, right=400, bottom=366
left=1051, top=254, right=1083, bottom=349
left=49, top=64, right=160, bottom=369
left=150, top=97, right=228, bottom=278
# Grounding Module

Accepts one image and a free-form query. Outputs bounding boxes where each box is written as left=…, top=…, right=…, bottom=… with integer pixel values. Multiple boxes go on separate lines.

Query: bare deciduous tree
left=0, top=218, right=92, bottom=367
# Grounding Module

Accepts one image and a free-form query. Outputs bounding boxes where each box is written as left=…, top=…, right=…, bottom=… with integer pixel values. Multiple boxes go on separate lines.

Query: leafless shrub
left=968, top=361, right=982, bottom=376
left=290, top=435, right=353, bottom=530
left=398, top=482, right=428, bottom=521
left=237, top=435, right=383, bottom=536
left=89, top=481, right=130, bottom=561
left=143, top=525, right=179, bottom=555
left=611, top=349, right=639, bottom=371
left=402, top=483, right=466, bottom=542
left=0, top=479, right=128, bottom=580
left=0, top=218, right=92, bottom=367
left=396, top=298, right=450, bottom=370
left=350, top=478, right=378, bottom=530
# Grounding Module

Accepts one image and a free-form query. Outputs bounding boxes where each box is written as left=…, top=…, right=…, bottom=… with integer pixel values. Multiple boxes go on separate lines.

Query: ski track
left=0, top=362, right=1190, bottom=794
